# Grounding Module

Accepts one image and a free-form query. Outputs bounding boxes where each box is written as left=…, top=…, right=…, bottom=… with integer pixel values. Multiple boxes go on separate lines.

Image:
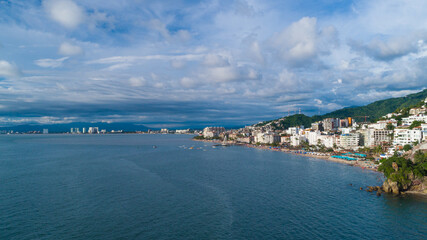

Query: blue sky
left=0, top=0, right=426, bottom=128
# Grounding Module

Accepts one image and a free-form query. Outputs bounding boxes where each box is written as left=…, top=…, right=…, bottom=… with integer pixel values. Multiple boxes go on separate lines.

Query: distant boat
left=153, top=145, right=157, bottom=148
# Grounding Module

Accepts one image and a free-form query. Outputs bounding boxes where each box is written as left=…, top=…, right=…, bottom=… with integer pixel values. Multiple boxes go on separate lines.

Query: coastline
left=194, top=139, right=378, bottom=171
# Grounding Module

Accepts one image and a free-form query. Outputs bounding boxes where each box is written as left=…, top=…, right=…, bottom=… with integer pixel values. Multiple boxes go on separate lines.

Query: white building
left=317, top=134, right=339, bottom=148
left=369, top=119, right=398, bottom=130
left=305, top=131, right=320, bottom=145
left=286, top=127, right=300, bottom=135
left=340, top=133, right=360, bottom=149
left=409, top=108, right=426, bottom=115
left=202, top=127, right=225, bottom=138
left=280, top=136, right=290, bottom=144
left=290, top=135, right=307, bottom=147
left=402, top=114, right=427, bottom=126
left=393, top=129, right=422, bottom=146
left=254, top=132, right=280, bottom=144
left=88, top=127, right=99, bottom=134
left=160, top=128, right=169, bottom=134
left=360, top=129, right=392, bottom=147
left=175, top=129, right=190, bottom=134
left=339, top=128, right=351, bottom=134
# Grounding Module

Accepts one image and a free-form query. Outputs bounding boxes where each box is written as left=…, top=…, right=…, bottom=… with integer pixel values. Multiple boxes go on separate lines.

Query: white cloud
left=87, top=54, right=203, bottom=65
left=269, top=17, right=337, bottom=66
left=58, top=42, right=83, bottom=56
left=355, top=89, right=421, bottom=103
left=153, top=82, right=164, bottom=88
left=104, top=63, right=132, bottom=71
left=0, top=60, right=20, bottom=78
left=171, top=60, right=185, bottom=69
left=44, top=0, right=85, bottom=29
left=205, top=66, right=239, bottom=83
left=203, top=54, right=230, bottom=67
left=352, top=36, right=419, bottom=61
left=129, top=77, right=146, bottom=87
left=333, top=78, right=343, bottom=84
left=34, top=57, right=69, bottom=68
left=180, top=77, right=196, bottom=88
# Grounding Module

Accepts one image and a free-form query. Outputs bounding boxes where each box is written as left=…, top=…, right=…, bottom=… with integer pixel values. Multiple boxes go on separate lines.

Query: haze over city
left=0, top=0, right=426, bottom=128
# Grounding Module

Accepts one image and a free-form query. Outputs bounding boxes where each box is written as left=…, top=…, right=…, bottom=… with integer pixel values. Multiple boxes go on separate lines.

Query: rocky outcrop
left=382, top=179, right=400, bottom=194
left=406, top=176, right=427, bottom=194
left=382, top=175, right=427, bottom=195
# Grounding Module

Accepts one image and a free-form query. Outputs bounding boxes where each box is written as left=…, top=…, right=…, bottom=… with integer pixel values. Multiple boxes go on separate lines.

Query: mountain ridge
left=255, top=89, right=427, bottom=129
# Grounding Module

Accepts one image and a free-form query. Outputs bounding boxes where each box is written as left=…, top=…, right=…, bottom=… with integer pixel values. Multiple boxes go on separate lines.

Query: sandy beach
left=194, top=139, right=380, bottom=171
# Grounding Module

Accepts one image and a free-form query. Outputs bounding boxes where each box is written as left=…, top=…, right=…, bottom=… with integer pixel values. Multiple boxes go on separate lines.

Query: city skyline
left=0, top=0, right=426, bottom=128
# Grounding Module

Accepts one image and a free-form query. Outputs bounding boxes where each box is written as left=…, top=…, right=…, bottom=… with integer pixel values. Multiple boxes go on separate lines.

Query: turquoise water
left=0, top=134, right=426, bottom=239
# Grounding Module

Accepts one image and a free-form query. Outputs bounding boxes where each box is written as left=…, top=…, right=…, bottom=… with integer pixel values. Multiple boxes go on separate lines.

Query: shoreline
left=194, top=139, right=378, bottom=171
left=194, top=139, right=427, bottom=196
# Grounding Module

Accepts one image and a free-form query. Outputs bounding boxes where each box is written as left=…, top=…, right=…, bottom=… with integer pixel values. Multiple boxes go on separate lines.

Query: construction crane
left=355, top=116, right=370, bottom=122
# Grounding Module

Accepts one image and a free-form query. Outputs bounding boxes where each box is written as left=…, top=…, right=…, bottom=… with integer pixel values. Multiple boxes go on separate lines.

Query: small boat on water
left=153, top=145, right=157, bottom=148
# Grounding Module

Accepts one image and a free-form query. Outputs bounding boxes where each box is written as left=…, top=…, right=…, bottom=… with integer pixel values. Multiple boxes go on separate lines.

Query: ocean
left=0, top=134, right=426, bottom=239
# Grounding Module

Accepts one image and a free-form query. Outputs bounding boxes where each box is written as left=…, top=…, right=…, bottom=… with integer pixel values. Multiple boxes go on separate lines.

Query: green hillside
left=255, top=89, right=427, bottom=129
left=321, top=89, right=427, bottom=122
left=255, top=114, right=319, bottom=129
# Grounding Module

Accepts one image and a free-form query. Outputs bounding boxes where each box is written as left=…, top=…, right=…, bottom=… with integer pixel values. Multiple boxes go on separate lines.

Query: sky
left=0, top=0, right=426, bottom=128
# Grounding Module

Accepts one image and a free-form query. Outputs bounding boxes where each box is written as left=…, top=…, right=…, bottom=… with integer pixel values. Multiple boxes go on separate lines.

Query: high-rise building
left=43, top=129, right=48, bottom=134
left=82, top=128, right=86, bottom=134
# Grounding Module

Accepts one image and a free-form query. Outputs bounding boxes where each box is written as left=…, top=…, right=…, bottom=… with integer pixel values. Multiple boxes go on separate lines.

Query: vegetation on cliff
left=378, top=152, right=427, bottom=193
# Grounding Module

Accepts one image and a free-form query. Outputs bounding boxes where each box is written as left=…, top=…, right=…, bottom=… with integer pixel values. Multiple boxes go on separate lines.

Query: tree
left=386, top=123, right=395, bottom=130
left=403, top=144, right=412, bottom=151
left=409, top=121, right=424, bottom=129
left=374, top=145, right=383, bottom=154
left=414, top=150, right=427, bottom=164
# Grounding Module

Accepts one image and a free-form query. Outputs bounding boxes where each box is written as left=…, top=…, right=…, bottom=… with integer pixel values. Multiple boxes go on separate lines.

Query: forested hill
left=321, top=89, right=427, bottom=121
left=255, top=89, right=427, bottom=129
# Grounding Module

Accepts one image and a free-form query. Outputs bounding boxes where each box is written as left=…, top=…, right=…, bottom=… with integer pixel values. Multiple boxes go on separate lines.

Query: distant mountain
left=0, top=122, right=152, bottom=133
left=255, top=89, right=427, bottom=129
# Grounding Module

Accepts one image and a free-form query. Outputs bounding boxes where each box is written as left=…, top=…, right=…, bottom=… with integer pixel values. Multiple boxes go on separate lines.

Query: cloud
left=58, top=42, right=83, bottom=56
left=1, top=0, right=427, bottom=126
left=180, top=77, right=197, bottom=88
left=333, top=78, right=343, bottom=84
left=34, top=57, right=69, bottom=68
left=129, top=77, right=146, bottom=87
left=269, top=17, right=337, bottom=66
left=87, top=54, right=203, bottom=65
left=203, top=54, right=230, bottom=67
left=351, top=36, right=419, bottom=61
left=355, top=89, right=422, bottom=103
left=171, top=60, right=185, bottom=69
left=0, top=60, right=20, bottom=78
left=205, top=66, right=239, bottom=83
left=44, top=0, right=85, bottom=29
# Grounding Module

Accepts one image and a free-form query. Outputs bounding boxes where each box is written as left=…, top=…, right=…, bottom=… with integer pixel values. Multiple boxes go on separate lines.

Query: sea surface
left=0, top=134, right=426, bottom=240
